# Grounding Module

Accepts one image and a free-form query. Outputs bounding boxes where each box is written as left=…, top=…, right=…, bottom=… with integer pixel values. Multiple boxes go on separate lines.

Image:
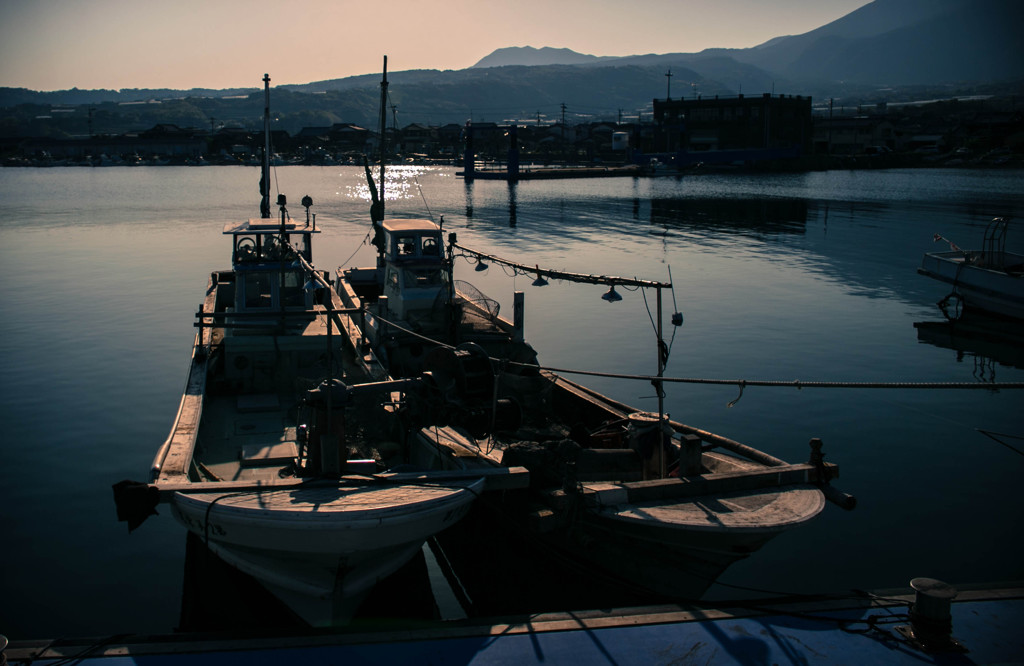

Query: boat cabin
left=223, top=219, right=320, bottom=316
left=378, top=218, right=447, bottom=320
left=381, top=218, right=443, bottom=263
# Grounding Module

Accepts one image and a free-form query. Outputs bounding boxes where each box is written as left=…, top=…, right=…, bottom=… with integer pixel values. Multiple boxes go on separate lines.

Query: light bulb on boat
left=601, top=285, right=622, bottom=302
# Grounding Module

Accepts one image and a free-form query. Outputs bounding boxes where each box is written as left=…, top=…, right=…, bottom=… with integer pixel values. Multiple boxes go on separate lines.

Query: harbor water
left=1, top=165, right=1022, bottom=639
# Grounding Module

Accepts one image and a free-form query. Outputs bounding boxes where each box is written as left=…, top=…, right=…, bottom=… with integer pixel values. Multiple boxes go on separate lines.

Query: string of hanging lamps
left=601, top=284, right=623, bottom=301
left=531, top=264, right=549, bottom=287
left=452, top=241, right=670, bottom=303
left=450, top=236, right=682, bottom=424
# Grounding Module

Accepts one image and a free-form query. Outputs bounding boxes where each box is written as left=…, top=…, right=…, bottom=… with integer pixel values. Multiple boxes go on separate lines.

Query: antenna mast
left=378, top=56, right=389, bottom=217
left=260, top=73, right=272, bottom=219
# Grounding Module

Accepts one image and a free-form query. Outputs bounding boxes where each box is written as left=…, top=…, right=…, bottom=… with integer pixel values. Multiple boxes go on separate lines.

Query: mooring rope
left=367, top=312, right=1024, bottom=391
left=537, top=366, right=1024, bottom=390
left=976, top=429, right=1024, bottom=457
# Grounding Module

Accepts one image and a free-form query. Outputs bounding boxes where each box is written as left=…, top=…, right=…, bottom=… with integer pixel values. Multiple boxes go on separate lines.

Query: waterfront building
left=651, top=93, right=813, bottom=161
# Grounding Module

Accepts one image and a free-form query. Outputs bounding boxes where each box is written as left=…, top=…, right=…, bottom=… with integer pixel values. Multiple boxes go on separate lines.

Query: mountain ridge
left=472, top=46, right=612, bottom=68
left=469, top=0, right=1022, bottom=86
left=3, top=0, right=1021, bottom=134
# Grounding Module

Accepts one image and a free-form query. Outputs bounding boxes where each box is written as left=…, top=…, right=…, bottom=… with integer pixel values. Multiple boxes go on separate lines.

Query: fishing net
left=453, top=280, right=501, bottom=321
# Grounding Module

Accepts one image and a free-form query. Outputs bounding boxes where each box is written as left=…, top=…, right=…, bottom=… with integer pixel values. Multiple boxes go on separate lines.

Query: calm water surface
left=2, top=166, right=1023, bottom=638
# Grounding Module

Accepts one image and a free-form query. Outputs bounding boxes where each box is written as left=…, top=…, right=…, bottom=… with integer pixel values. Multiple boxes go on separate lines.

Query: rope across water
left=368, top=312, right=1024, bottom=391
left=537, top=366, right=1024, bottom=390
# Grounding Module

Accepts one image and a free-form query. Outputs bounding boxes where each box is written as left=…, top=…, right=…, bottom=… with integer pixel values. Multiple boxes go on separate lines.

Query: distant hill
left=0, top=86, right=256, bottom=107
left=471, top=0, right=1024, bottom=86
left=730, top=0, right=1024, bottom=84
left=472, top=46, right=611, bottom=68
left=2, top=0, right=1022, bottom=136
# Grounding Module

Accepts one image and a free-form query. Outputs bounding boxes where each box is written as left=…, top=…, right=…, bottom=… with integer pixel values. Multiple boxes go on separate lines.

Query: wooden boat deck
left=180, top=481, right=482, bottom=517
left=154, top=280, right=390, bottom=485
left=596, top=483, right=826, bottom=532
left=193, top=392, right=300, bottom=482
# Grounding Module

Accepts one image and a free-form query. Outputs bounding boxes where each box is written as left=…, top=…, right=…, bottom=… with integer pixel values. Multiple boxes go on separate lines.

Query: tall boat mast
left=377, top=56, right=389, bottom=218
left=365, top=57, right=389, bottom=265
left=260, top=73, right=272, bottom=219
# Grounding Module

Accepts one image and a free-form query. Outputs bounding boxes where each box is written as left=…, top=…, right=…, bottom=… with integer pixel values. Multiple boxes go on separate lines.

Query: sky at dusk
left=0, top=0, right=871, bottom=92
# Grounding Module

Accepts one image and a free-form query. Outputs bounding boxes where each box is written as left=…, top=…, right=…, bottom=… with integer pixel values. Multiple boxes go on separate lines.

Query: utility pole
left=390, top=103, right=398, bottom=154
left=560, top=102, right=567, bottom=163
left=665, top=68, right=672, bottom=100
left=828, top=97, right=834, bottom=156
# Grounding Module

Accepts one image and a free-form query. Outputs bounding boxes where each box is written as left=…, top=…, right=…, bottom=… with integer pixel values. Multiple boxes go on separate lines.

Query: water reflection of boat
left=111, top=73, right=502, bottom=627
left=914, top=314, right=1024, bottom=372
left=918, top=217, right=1024, bottom=320
left=335, top=208, right=853, bottom=609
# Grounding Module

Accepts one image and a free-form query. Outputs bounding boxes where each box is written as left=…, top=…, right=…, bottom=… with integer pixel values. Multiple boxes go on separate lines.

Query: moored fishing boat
left=413, top=369, right=849, bottom=607
left=111, top=74, right=525, bottom=627
left=919, top=217, right=1024, bottom=320
left=334, top=210, right=855, bottom=607
left=330, top=57, right=852, bottom=606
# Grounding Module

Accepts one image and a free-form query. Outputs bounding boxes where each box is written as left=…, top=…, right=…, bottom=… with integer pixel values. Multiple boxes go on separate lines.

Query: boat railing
left=979, top=217, right=1009, bottom=269
left=193, top=305, right=362, bottom=324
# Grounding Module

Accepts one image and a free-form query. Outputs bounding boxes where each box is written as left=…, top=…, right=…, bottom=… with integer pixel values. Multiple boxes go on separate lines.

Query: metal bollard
left=896, top=577, right=965, bottom=652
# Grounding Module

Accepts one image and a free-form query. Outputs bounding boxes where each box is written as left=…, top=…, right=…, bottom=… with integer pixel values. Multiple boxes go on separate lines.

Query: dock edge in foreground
left=5, top=581, right=1023, bottom=665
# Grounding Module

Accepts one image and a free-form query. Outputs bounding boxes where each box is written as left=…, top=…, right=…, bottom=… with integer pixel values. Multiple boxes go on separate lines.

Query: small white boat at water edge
left=918, top=217, right=1024, bottom=321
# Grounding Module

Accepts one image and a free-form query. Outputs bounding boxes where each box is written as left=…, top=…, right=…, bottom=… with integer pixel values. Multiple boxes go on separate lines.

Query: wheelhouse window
left=243, top=271, right=273, bottom=309
left=391, top=233, right=442, bottom=258
left=261, top=234, right=304, bottom=262
left=397, top=235, right=417, bottom=255
left=293, top=233, right=312, bottom=262
left=261, top=234, right=284, bottom=261
left=281, top=270, right=305, bottom=307
left=235, top=235, right=258, bottom=263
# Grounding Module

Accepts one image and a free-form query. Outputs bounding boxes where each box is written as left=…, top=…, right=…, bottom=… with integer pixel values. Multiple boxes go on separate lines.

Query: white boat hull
left=412, top=425, right=827, bottom=602
left=169, top=478, right=483, bottom=626
left=919, top=251, right=1024, bottom=320
left=558, top=484, right=825, bottom=598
